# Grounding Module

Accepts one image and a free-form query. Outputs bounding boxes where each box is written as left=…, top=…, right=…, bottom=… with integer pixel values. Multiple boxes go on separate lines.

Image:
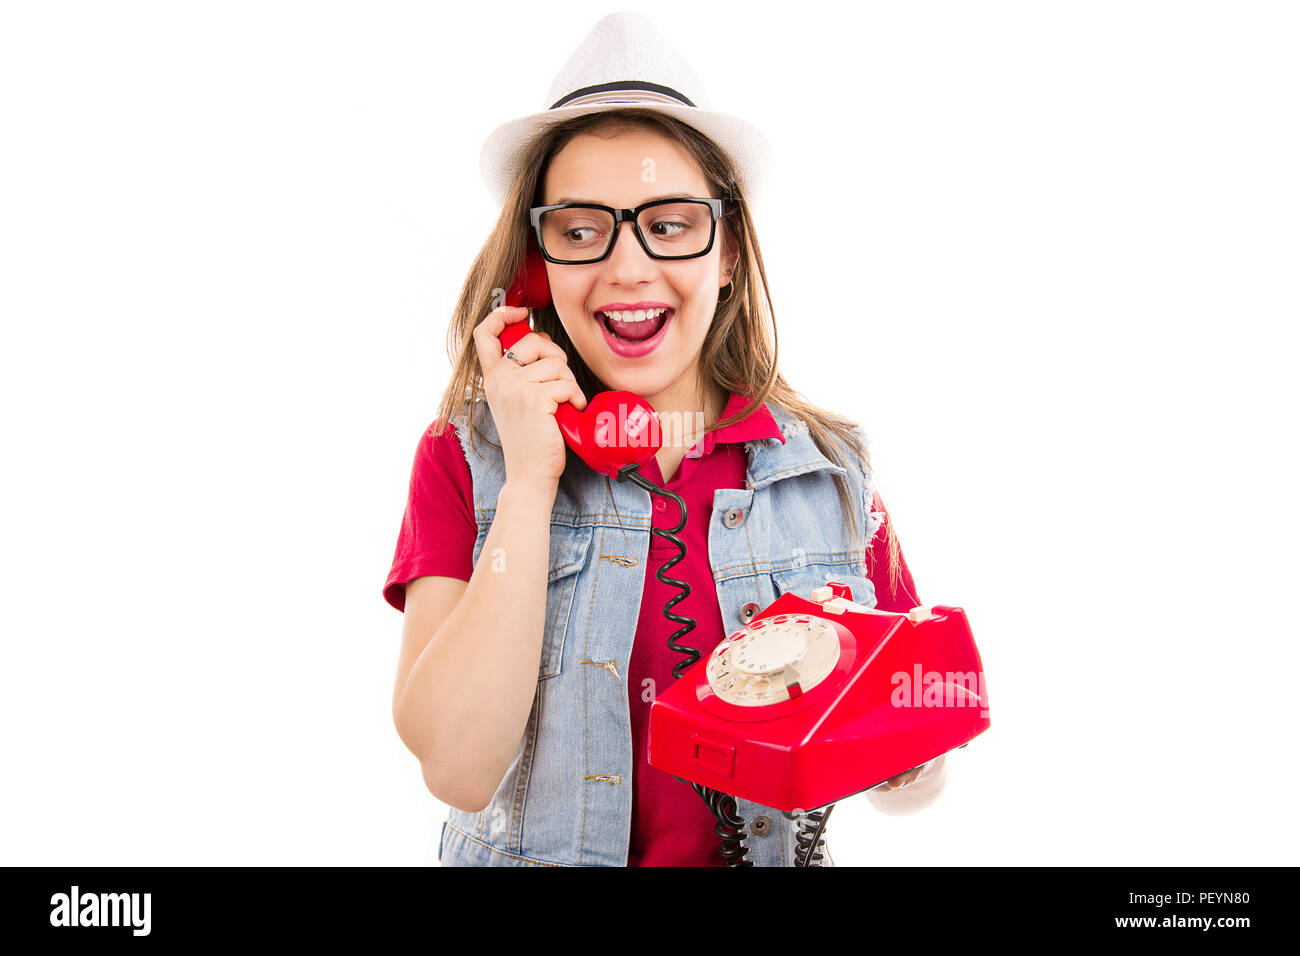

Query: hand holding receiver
left=497, top=238, right=663, bottom=479
left=472, top=305, right=588, bottom=488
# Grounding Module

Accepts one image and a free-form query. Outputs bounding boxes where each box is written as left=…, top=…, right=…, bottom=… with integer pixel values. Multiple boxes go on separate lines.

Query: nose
left=604, top=219, right=655, bottom=281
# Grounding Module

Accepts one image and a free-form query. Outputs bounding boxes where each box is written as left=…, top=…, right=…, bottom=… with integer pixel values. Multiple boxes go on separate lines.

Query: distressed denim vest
left=439, top=397, right=883, bottom=866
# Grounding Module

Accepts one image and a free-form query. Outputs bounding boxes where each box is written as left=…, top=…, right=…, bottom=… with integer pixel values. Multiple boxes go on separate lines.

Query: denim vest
left=438, top=397, right=883, bottom=866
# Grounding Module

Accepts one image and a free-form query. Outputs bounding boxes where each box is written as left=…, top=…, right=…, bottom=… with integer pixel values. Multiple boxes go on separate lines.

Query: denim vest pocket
left=540, top=523, right=594, bottom=680
left=770, top=566, right=877, bottom=610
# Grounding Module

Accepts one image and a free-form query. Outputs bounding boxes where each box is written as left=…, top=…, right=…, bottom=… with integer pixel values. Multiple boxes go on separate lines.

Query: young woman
left=385, top=13, right=947, bottom=867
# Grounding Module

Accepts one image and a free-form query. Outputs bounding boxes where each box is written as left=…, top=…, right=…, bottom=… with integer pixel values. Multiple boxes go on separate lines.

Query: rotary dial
left=706, top=613, right=842, bottom=707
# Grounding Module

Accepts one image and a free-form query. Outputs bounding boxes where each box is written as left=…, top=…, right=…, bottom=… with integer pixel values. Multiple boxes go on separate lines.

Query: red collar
left=695, top=391, right=785, bottom=455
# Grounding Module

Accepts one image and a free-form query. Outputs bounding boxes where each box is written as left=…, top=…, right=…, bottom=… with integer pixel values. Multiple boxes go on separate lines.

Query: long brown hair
left=432, top=108, right=903, bottom=596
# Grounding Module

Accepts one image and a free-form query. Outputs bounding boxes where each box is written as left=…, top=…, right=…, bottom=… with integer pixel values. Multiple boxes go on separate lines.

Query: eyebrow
left=550, top=193, right=704, bottom=205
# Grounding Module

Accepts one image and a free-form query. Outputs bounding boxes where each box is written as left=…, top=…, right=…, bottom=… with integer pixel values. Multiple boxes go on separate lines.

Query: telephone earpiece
left=498, top=235, right=662, bottom=479
left=504, top=234, right=551, bottom=311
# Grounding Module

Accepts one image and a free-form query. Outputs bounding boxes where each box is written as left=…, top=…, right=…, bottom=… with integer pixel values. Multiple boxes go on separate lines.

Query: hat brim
left=479, top=102, right=773, bottom=206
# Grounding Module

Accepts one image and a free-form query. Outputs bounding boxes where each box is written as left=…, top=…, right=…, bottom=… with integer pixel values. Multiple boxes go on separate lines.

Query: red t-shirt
left=383, top=393, right=920, bottom=866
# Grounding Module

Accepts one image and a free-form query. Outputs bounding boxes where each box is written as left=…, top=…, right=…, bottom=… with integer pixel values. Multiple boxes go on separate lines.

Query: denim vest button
left=750, top=814, right=772, bottom=836
left=740, top=602, right=760, bottom=623
left=723, top=506, right=744, bottom=528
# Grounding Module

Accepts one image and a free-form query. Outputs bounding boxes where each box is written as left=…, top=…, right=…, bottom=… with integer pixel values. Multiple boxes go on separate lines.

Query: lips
left=594, top=307, right=674, bottom=358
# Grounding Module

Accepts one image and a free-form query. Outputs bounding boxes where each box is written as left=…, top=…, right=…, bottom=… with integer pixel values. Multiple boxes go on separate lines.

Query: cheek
left=550, top=278, right=594, bottom=329
left=685, top=268, right=721, bottom=306
left=680, top=281, right=719, bottom=327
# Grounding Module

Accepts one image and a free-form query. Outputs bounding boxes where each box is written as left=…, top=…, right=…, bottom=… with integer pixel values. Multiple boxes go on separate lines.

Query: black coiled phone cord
left=617, top=463, right=755, bottom=866
left=616, top=465, right=699, bottom=680
left=792, top=804, right=835, bottom=867
left=691, top=783, right=753, bottom=866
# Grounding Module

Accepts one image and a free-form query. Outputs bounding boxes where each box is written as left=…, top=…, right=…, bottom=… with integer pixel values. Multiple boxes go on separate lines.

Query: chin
left=591, top=365, right=676, bottom=400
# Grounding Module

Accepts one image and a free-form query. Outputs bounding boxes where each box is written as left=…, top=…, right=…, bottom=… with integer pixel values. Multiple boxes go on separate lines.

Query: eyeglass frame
left=528, top=197, right=726, bottom=265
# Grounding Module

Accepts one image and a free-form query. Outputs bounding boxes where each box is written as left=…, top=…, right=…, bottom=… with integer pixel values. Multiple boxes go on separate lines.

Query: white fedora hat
left=479, top=11, right=773, bottom=206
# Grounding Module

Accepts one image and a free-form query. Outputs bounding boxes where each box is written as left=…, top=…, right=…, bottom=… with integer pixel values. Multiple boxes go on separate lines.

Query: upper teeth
left=602, top=308, right=668, bottom=322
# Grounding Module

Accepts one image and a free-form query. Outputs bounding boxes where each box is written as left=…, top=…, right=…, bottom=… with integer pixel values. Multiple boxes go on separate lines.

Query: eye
left=649, top=219, right=690, bottom=238
left=553, top=218, right=607, bottom=246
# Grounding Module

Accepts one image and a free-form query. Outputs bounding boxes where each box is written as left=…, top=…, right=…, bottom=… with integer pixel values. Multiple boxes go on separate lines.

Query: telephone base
left=647, top=584, right=990, bottom=812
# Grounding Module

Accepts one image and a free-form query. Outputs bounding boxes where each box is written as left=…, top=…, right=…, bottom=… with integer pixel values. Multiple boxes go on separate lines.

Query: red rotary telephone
left=647, top=583, right=990, bottom=814
left=498, top=237, right=662, bottom=479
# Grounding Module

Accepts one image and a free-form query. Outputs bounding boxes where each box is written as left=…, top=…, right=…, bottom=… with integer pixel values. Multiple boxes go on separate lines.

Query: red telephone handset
left=501, top=238, right=663, bottom=478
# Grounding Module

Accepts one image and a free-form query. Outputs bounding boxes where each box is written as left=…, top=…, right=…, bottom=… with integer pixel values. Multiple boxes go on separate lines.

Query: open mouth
left=596, top=307, right=672, bottom=343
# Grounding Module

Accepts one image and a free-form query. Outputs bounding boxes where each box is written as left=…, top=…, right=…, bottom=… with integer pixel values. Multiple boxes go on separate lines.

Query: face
left=539, top=127, right=736, bottom=412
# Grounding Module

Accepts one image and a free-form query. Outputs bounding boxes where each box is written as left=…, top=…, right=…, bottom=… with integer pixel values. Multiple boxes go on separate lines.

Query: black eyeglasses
left=528, top=197, right=725, bottom=264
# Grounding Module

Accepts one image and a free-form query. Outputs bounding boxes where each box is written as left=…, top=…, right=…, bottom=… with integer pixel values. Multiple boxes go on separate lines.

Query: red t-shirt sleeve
left=382, top=420, right=477, bottom=612
left=865, top=491, right=921, bottom=612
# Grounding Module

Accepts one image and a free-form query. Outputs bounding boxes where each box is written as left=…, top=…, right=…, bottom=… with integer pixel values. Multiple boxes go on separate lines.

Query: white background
left=2, top=0, right=1296, bottom=866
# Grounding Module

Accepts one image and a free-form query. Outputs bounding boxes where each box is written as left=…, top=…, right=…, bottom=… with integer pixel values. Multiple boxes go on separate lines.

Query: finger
left=568, top=377, right=588, bottom=412
left=513, top=355, right=571, bottom=384
left=882, top=769, right=914, bottom=791
left=542, top=362, right=587, bottom=412
left=473, top=306, right=530, bottom=373
left=537, top=378, right=588, bottom=413
left=501, top=330, right=566, bottom=366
